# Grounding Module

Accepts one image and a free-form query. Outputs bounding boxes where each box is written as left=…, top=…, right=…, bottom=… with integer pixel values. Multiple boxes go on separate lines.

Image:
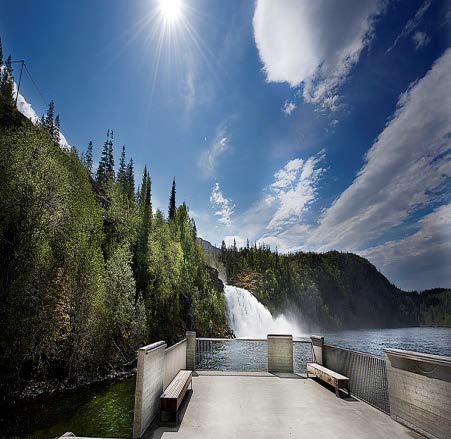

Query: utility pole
left=13, top=60, right=24, bottom=106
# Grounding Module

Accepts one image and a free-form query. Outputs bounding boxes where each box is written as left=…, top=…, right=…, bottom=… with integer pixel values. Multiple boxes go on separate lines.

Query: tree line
left=0, top=36, right=227, bottom=393
left=220, top=241, right=451, bottom=330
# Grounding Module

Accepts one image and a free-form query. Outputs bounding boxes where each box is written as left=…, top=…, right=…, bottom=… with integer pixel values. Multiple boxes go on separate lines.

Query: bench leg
left=348, top=387, right=351, bottom=398
left=335, top=387, right=340, bottom=398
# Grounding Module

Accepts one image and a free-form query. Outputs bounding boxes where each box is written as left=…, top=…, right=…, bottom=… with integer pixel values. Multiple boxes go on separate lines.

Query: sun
left=159, top=0, right=183, bottom=23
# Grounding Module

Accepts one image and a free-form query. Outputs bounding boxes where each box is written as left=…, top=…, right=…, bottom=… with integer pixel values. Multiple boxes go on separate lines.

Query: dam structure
left=63, top=285, right=451, bottom=439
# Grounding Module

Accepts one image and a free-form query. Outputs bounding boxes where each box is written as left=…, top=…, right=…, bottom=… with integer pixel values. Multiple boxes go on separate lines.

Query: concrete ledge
left=133, top=340, right=167, bottom=438
left=385, top=349, right=451, bottom=439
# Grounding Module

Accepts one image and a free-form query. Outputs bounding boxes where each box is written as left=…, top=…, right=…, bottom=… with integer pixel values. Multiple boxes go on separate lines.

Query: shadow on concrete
left=271, top=372, right=305, bottom=379
left=195, top=370, right=273, bottom=378
left=143, top=390, right=193, bottom=439
left=308, top=377, right=360, bottom=402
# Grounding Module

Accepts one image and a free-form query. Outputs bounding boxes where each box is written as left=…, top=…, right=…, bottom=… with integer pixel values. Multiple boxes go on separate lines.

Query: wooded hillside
left=0, top=45, right=227, bottom=393
left=218, top=241, right=451, bottom=330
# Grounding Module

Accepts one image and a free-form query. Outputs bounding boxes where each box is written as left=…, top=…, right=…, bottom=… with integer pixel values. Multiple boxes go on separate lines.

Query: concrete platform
left=146, top=371, right=421, bottom=439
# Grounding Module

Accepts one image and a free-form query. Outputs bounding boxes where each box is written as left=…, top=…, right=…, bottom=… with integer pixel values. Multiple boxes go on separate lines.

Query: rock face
left=198, top=237, right=227, bottom=282
left=206, top=264, right=224, bottom=292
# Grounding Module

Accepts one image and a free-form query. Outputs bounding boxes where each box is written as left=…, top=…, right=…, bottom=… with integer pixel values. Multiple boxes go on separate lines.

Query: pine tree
left=5, top=55, right=12, bottom=76
left=96, top=129, right=110, bottom=187
left=126, top=158, right=135, bottom=202
left=54, top=114, right=60, bottom=143
left=86, top=141, right=93, bottom=176
left=44, top=100, right=56, bottom=141
left=40, top=114, right=45, bottom=126
left=106, top=130, right=115, bottom=181
left=118, top=145, right=127, bottom=189
left=136, top=166, right=152, bottom=298
left=168, top=177, right=176, bottom=220
left=0, top=54, right=15, bottom=116
left=0, top=37, right=3, bottom=66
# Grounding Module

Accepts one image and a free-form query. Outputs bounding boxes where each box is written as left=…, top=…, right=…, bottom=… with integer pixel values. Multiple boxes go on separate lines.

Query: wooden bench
left=160, top=370, right=192, bottom=424
left=307, top=363, right=350, bottom=398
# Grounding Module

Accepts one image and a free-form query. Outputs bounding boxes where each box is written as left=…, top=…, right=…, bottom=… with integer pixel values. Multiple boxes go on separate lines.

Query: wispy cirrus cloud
left=253, top=0, right=386, bottom=110
left=198, top=129, right=229, bottom=177
left=268, top=151, right=326, bottom=230
left=309, top=48, right=451, bottom=252
left=210, top=182, right=235, bottom=226
left=226, top=150, right=326, bottom=242
left=386, top=0, right=432, bottom=53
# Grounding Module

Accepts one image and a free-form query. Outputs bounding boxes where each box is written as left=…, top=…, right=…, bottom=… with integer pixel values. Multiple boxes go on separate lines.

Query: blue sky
left=1, top=0, right=450, bottom=291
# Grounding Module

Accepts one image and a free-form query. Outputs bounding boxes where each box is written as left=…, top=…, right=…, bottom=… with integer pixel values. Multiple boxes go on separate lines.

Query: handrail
left=196, top=337, right=312, bottom=343
left=324, top=343, right=384, bottom=360
left=139, top=340, right=166, bottom=353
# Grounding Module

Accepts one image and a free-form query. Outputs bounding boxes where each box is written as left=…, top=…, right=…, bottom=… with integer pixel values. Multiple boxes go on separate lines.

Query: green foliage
left=220, top=245, right=450, bottom=330
left=0, top=54, right=16, bottom=125
left=0, top=109, right=227, bottom=392
left=168, top=177, right=176, bottom=220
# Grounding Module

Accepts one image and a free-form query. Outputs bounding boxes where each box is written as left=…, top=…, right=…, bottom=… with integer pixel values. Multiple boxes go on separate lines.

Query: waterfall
left=224, top=284, right=302, bottom=338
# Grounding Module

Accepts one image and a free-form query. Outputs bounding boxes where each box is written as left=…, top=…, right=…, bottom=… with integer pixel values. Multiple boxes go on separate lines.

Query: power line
left=12, top=59, right=48, bottom=108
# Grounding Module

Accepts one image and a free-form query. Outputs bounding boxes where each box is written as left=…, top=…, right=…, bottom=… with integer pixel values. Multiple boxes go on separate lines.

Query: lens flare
left=159, top=0, right=182, bottom=22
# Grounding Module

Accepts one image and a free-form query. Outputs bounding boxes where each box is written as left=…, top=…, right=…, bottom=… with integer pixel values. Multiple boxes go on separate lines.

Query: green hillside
left=218, top=243, right=451, bottom=331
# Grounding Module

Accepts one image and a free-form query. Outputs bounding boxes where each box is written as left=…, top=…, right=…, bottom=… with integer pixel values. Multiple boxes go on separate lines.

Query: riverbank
left=0, top=375, right=136, bottom=439
left=1, top=361, right=137, bottom=402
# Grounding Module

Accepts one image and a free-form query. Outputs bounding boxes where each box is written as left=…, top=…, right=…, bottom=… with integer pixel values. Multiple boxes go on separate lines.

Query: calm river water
left=2, top=327, right=450, bottom=438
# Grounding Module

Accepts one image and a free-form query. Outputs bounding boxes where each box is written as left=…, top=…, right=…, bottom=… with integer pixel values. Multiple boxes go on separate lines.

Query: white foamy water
left=224, top=284, right=302, bottom=338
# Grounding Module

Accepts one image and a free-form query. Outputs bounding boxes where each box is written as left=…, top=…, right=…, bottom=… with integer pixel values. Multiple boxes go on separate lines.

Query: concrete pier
left=148, top=371, right=421, bottom=438
left=267, top=334, right=293, bottom=373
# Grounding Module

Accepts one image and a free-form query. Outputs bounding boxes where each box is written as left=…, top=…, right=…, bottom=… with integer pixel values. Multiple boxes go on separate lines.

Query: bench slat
left=307, top=363, right=350, bottom=398
left=307, top=363, right=348, bottom=381
left=161, top=370, right=192, bottom=413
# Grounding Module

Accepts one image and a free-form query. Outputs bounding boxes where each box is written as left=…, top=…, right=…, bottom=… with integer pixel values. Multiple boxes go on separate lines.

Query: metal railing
left=196, top=338, right=313, bottom=373
left=323, top=344, right=390, bottom=414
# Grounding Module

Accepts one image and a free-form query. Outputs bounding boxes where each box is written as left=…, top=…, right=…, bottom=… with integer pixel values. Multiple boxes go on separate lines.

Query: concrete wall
left=385, top=349, right=451, bottom=439
left=267, top=335, right=293, bottom=373
left=133, top=341, right=166, bottom=439
left=311, top=336, right=324, bottom=365
left=186, top=331, right=196, bottom=370
left=163, top=339, right=187, bottom=389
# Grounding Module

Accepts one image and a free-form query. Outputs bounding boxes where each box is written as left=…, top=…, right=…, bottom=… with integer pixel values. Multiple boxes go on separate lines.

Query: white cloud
left=387, top=0, right=432, bottom=52
left=223, top=235, right=245, bottom=249
left=282, top=100, right=297, bottom=116
left=224, top=150, right=326, bottom=242
left=253, top=0, right=385, bottom=109
left=308, top=48, right=451, bottom=252
left=198, top=129, right=229, bottom=177
left=213, top=50, right=451, bottom=290
left=361, top=204, right=451, bottom=291
left=412, top=31, right=430, bottom=50
left=210, top=182, right=235, bottom=225
left=268, top=151, right=326, bottom=230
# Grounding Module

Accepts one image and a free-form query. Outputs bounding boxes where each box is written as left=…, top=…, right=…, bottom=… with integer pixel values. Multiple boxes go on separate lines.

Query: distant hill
left=201, top=239, right=451, bottom=330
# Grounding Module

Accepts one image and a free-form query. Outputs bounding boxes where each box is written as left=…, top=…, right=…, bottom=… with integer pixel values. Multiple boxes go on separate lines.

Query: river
left=2, top=285, right=450, bottom=438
